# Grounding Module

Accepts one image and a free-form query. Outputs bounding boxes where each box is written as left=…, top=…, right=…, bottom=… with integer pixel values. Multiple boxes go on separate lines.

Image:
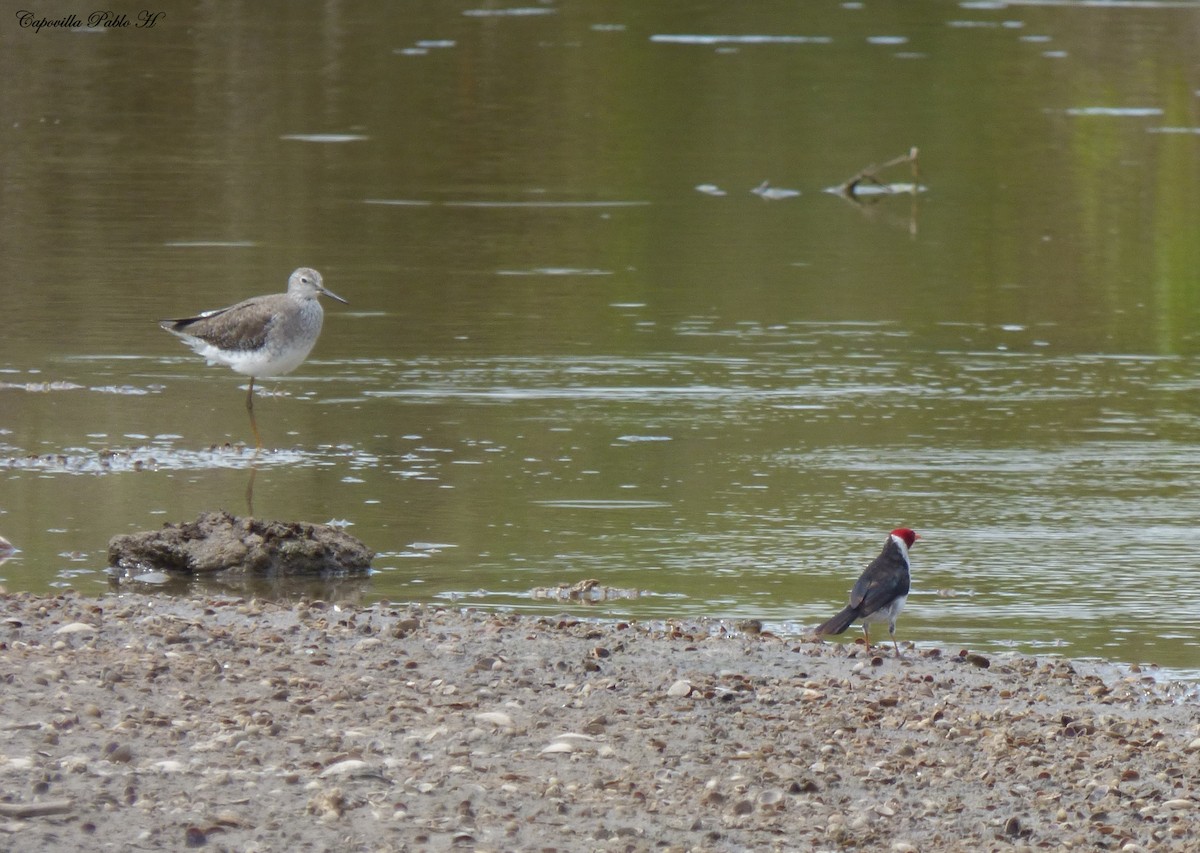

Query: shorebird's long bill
left=321, top=286, right=349, bottom=304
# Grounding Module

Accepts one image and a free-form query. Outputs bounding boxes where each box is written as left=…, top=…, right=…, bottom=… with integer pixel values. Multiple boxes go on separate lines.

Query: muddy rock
left=106, top=510, right=374, bottom=576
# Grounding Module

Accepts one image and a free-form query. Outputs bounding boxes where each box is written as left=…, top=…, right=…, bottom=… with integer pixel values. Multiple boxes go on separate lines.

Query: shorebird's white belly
left=187, top=336, right=316, bottom=378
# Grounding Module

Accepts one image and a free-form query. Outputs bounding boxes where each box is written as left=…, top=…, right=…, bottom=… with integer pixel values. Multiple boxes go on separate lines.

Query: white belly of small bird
left=860, top=594, right=907, bottom=628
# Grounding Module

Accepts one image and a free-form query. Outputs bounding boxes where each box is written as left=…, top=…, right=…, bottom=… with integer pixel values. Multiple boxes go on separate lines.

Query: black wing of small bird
left=848, top=538, right=910, bottom=614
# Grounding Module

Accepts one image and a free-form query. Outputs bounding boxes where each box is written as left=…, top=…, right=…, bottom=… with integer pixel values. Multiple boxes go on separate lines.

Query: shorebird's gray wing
left=160, top=296, right=278, bottom=352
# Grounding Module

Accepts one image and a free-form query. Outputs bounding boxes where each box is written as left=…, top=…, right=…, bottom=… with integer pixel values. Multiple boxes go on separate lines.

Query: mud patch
left=106, top=510, right=375, bottom=577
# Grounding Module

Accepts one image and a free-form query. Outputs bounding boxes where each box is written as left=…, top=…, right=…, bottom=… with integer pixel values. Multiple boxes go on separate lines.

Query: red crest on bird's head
left=889, top=528, right=920, bottom=548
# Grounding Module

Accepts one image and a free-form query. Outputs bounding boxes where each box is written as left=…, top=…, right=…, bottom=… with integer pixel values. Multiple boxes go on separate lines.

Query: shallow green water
left=3, top=2, right=1200, bottom=675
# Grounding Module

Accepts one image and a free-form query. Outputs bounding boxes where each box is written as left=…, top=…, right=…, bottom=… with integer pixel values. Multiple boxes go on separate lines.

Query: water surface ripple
left=7, top=322, right=1197, bottom=676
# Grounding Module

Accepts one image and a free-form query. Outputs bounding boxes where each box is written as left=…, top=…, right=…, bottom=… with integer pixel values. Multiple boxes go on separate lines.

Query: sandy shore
left=1, top=591, right=1198, bottom=852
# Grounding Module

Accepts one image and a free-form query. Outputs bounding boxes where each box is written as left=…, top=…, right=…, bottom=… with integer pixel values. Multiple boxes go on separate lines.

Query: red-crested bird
left=815, top=528, right=920, bottom=654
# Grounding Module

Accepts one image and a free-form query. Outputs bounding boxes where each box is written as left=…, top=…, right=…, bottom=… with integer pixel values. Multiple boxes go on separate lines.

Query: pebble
left=540, top=741, right=575, bottom=755
left=667, top=679, right=692, bottom=698
left=54, top=622, right=96, bottom=635
left=104, top=742, right=133, bottom=763
left=319, top=759, right=369, bottom=777
left=475, top=711, right=514, bottom=728
left=757, top=788, right=783, bottom=806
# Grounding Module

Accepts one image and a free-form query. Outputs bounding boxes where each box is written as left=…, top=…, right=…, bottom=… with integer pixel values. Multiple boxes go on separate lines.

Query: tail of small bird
left=815, top=606, right=858, bottom=636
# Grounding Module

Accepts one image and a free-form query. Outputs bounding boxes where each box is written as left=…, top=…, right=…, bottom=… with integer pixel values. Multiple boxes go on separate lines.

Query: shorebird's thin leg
left=862, top=624, right=871, bottom=648
left=245, top=378, right=263, bottom=450
left=245, top=460, right=258, bottom=517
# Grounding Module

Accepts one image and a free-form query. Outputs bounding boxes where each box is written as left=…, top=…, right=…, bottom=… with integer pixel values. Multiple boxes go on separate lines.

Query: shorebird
left=160, top=267, right=347, bottom=448
left=815, top=528, right=920, bottom=655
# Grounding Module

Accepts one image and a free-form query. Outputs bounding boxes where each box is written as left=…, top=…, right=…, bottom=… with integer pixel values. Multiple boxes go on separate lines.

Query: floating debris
left=530, top=578, right=643, bottom=602
left=0, top=380, right=85, bottom=392
left=532, top=499, right=671, bottom=510
left=365, top=198, right=651, bottom=209
left=164, top=240, right=257, bottom=248
left=751, top=181, right=801, bottom=200
left=1063, top=107, right=1163, bottom=117
left=830, top=146, right=923, bottom=200
left=496, top=267, right=613, bottom=277
left=124, top=570, right=171, bottom=586
left=831, top=181, right=925, bottom=197
left=394, top=39, right=456, bottom=55
left=280, top=133, right=370, bottom=143
left=1, top=444, right=290, bottom=474
left=462, top=6, right=556, bottom=16
left=650, top=34, right=832, bottom=46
